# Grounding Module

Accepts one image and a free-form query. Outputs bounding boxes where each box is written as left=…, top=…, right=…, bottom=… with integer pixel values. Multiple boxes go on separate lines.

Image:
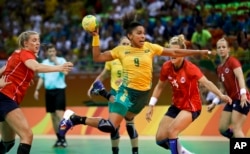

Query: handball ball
left=82, top=15, right=98, bottom=32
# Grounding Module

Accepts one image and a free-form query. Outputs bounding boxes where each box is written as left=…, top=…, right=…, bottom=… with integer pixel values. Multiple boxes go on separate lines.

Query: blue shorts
left=0, top=92, right=19, bottom=122
left=165, top=105, right=201, bottom=121
left=223, top=100, right=250, bottom=115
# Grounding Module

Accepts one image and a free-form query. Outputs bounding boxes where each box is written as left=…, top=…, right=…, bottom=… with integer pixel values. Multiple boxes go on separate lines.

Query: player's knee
left=2, top=140, right=15, bottom=152
left=126, top=120, right=138, bottom=139
left=110, top=127, right=120, bottom=140
left=98, top=119, right=116, bottom=133
left=156, top=138, right=169, bottom=149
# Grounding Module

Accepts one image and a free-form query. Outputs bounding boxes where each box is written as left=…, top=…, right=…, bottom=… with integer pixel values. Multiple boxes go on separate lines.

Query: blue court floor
left=8, top=135, right=229, bottom=154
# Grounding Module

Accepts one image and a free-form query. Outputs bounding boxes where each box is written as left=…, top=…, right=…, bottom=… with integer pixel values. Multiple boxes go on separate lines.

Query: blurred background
left=0, top=0, right=249, bottom=106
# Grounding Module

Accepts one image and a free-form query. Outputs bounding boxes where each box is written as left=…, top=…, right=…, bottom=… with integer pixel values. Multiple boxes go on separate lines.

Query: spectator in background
left=230, top=40, right=245, bottom=63
left=189, top=8, right=203, bottom=27
left=222, top=14, right=243, bottom=37
left=178, top=19, right=195, bottom=41
left=191, top=23, right=212, bottom=50
left=205, top=8, right=220, bottom=28
left=217, top=10, right=231, bottom=30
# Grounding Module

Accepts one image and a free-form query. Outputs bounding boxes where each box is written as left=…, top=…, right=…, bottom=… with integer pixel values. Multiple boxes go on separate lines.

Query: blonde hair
left=18, top=31, right=39, bottom=48
left=169, top=34, right=186, bottom=49
left=216, top=37, right=229, bottom=47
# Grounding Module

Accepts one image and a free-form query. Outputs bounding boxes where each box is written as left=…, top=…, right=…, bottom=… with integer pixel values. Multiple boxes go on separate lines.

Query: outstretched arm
left=25, top=59, right=73, bottom=73
left=161, top=48, right=211, bottom=58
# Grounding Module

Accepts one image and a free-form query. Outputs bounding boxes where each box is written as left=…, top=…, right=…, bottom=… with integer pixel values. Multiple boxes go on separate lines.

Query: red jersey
left=0, top=49, right=36, bottom=104
left=160, top=60, right=203, bottom=111
left=217, top=56, right=250, bottom=100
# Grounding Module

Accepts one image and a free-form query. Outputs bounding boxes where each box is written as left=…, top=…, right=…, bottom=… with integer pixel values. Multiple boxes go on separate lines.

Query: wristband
left=149, top=97, right=158, bottom=106
left=240, top=88, right=247, bottom=95
left=212, top=97, right=220, bottom=105
left=92, top=35, right=100, bottom=46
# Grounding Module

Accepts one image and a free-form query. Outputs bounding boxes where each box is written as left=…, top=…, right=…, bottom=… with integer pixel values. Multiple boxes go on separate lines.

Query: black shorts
left=223, top=100, right=250, bottom=115
left=0, top=93, right=19, bottom=122
left=45, top=88, right=66, bottom=113
left=165, top=105, right=201, bottom=121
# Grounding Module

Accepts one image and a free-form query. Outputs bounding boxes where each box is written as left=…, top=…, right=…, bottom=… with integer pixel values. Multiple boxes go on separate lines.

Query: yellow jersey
left=110, top=42, right=163, bottom=91
left=105, top=59, right=123, bottom=91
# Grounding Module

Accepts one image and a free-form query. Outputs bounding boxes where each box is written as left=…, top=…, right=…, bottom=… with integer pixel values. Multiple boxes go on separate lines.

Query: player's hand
left=29, top=79, right=34, bottom=86
left=220, top=94, right=232, bottom=104
left=207, top=103, right=216, bottom=112
left=146, top=105, right=154, bottom=122
left=240, top=94, right=249, bottom=108
left=0, top=75, right=11, bottom=87
left=34, top=90, right=39, bottom=100
left=200, top=50, right=215, bottom=59
left=88, top=26, right=99, bottom=36
left=61, top=62, right=73, bottom=73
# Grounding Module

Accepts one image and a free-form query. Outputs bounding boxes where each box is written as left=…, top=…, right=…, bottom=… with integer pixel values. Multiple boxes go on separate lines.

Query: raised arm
left=91, top=31, right=114, bottom=62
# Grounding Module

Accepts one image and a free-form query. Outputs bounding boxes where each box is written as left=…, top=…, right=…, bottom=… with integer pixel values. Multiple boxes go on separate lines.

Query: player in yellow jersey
left=87, top=37, right=139, bottom=154
left=59, top=12, right=212, bottom=154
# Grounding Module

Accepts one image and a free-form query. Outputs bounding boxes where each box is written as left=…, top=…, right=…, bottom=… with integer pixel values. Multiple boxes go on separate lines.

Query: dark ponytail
left=122, top=11, right=142, bottom=34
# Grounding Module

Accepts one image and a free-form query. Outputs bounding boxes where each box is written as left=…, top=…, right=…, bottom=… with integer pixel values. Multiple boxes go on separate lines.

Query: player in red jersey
left=146, top=35, right=232, bottom=154
left=0, top=31, right=73, bottom=154
left=207, top=38, right=250, bottom=138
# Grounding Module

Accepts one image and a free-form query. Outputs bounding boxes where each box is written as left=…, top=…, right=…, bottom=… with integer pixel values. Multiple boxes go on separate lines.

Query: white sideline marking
left=33, top=135, right=228, bottom=141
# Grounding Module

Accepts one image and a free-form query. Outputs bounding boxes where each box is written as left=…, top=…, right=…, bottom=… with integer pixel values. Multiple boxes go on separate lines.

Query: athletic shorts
left=45, top=88, right=66, bottom=113
left=108, top=88, right=117, bottom=112
left=0, top=93, right=19, bottom=122
left=110, top=85, right=151, bottom=116
left=165, top=105, right=201, bottom=121
left=223, top=99, right=250, bottom=115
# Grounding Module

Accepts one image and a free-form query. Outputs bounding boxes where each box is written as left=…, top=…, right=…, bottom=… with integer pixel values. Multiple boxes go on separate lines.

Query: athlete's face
left=216, top=40, right=229, bottom=58
left=24, top=34, right=40, bottom=54
left=119, top=38, right=130, bottom=46
left=169, top=44, right=184, bottom=66
left=128, top=26, right=145, bottom=48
